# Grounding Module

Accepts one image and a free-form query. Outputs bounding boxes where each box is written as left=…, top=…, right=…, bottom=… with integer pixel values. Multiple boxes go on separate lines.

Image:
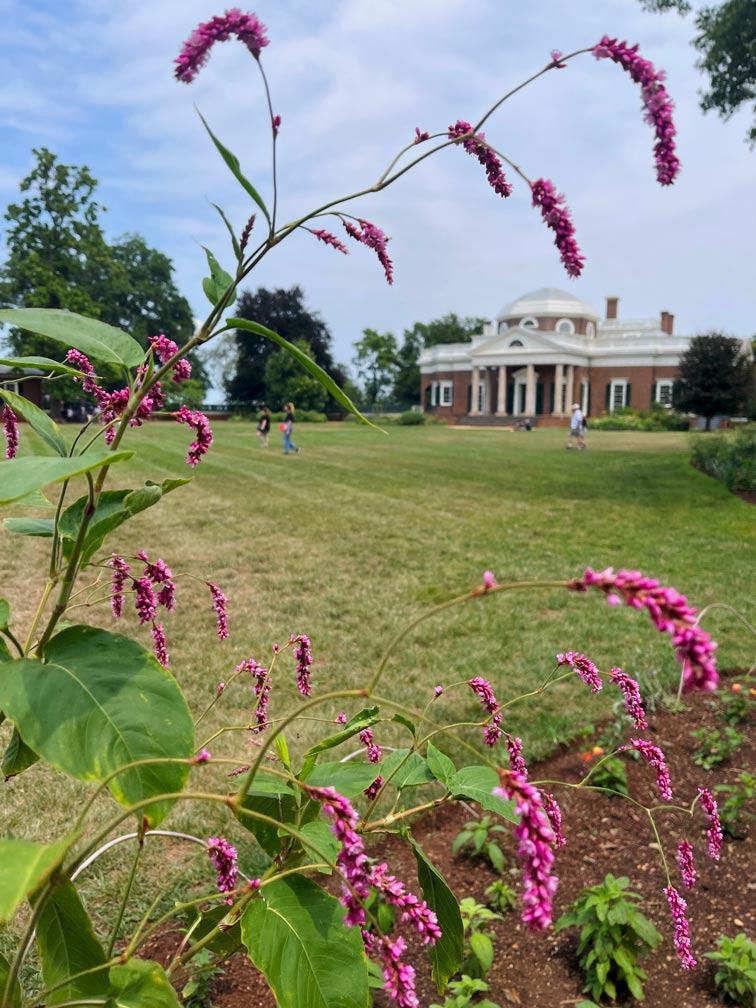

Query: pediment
left=471, top=325, right=570, bottom=357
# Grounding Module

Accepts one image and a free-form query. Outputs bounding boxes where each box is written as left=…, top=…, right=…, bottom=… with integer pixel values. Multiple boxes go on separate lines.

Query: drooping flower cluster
left=363, top=775, right=383, bottom=801
left=664, top=884, right=696, bottom=969
left=149, top=334, right=192, bottom=383
left=207, top=836, right=239, bottom=904
left=542, top=792, right=565, bottom=849
left=360, top=727, right=382, bottom=764
left=240, top=212, right=256, bottom=254
left=379, top=935, right=418, bottom=1008
left=109, top=551, right=178, bottom=666
left=306, top=786, right=372, bottom=927
left=556, top=651, right=603, bottom=692
left=176, top=405, right=214, bottom=467
left=413, top=127, right=429, bottom=144
left=698, top=787, right=722, bottom=861
left=593, top=36, right=680, bottom=186
left=677, top=840, right=696, bottom=889
left=174, top=8, right=269, bottom=83
left=447, top=119, right=513, bottom=198
left=236, top=658, right=270, bottom=731
left=494, top=769, right=558, bottom=930
left=628, top=738, right=673, bottom=801
left=66, top=348, right=98, bottom=393
left=467, top=676, right=503, bottom=746
left=571, top=567, right=718, bottom=692
left=310, top=228, right=349, bottom=255
left=207, top=581, right=230, bottom=639
left=371, top=863, right=442, bottom=945
left=505, top=733, right=528, bottom=778
left=608, top=667, right=648, bottom=730
left=2, top=405, right=19, bottom=459
left=108, top=555, right=131, bottom=618
left=529, top=178, right=585, bottom=278
left=343, top=219, right=394, bottom=285
left=291, top=633, right=312, bottom=695
left=138, top=549, right=176, bottom=610
left=151, top=623, right=169, bottom=667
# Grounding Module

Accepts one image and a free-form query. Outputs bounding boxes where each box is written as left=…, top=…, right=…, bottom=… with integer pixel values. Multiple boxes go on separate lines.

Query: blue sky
left=2, top=0, right=755, bottom=388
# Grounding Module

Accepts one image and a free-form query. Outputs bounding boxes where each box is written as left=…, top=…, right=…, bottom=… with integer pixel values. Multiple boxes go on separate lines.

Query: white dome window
left=556, top=318, right=575, bottom=336
left=519, top=316, right=538, bottom=329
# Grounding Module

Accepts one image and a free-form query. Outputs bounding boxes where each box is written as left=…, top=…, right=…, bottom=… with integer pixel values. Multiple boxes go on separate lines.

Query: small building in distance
left=418, top=287, right=689, bottom=425
left=0, top=364, right=44, bottom=408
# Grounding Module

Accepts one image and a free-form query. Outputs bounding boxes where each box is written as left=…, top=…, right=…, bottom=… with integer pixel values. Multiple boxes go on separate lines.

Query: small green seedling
left=691, top=726, right=744, bottom=770
left=452, top=814, right=508, bottom=873
left=484, top=878, right=517, bottom=914
left=715, top=772, right=756, bottom=839
left=430, top=975, right=501, bottom=1008
left=459, top=897, right=502, bottom=980
left=704, top=933, right=756, bottom=1007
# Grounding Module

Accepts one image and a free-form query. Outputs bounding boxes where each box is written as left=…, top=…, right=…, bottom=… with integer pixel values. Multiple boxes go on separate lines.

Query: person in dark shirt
left=256, top=406, right=271, bottom=448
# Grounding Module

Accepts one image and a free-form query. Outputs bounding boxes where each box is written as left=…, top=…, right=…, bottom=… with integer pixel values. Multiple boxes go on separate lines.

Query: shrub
left=691, top=725, right=744, bottom=770
left=398, top=410, right=425, bottom=425
left=690, top=426, right=756, bottom=492
left=704, top=933, right=756, bottom=1007
left=589, top=406, right=688, bottom=431
left=458, top=899, right=502, bottom=981
left=555, top=874, right=662, bottom=1003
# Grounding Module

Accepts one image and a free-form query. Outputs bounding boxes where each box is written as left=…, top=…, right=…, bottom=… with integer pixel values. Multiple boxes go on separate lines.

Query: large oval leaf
left=0, top=389, right=67, bottom=456
left=0, top=838, right=72, bottom=923
left=35, top=881, right=108, bottom=1004
left=0, top=627, right=193, bottom=825
left=0, top=309, right=144, bottom=367
left=449, top=766, right=518, bottom=821
left=411, top=838, right=463, bottom=991
left=0, top=451, right=133, bottom=505
left=105, top=959, right=181, bottom=1008
left=0, top=355, right=90, bottom=377
left=241, top=875, right=368, bottom=1008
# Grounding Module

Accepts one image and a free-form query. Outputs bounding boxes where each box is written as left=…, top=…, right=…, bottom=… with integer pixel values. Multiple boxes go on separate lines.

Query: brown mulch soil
left=142, top=673, right=754, bottom=1007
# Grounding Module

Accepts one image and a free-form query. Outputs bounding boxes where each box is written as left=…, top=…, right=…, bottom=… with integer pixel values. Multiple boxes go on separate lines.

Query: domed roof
left=496, top=287, right=599, bottom=322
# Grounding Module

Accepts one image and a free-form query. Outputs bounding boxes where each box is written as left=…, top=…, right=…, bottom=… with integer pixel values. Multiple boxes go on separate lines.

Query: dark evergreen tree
left=673, top=332, right=755, bottom=428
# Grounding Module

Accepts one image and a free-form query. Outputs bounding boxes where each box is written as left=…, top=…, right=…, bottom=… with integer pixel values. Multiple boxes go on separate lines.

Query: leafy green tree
left=352, top=329, right=398, bottom=408
left=673, top=332, right=755, bottom=428
left=641, top=0, right=756, bottom=145
left=227, top=285, right=345, bottom=405
left=264, top=338, right=328, bottom=412
left=406, top=312, right=485, bottom=348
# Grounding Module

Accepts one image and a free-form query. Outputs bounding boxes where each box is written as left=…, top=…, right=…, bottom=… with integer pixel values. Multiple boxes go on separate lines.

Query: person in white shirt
left=566, top=403, right=586, bottom=450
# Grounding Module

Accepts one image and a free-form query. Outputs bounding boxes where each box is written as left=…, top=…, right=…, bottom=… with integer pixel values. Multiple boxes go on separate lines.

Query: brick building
left=418, top=287, right=689, bottom=425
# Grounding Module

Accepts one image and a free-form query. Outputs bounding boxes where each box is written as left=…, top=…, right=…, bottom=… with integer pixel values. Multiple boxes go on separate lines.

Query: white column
left=525, top=364, right=536, bottom=415
left=496, top=365, right=507, bottom=415
left=565, top=365, right=575, bottom=411
left=470, top=366, right=480, bottom=415
left=552, top=363, right=564, bottom=416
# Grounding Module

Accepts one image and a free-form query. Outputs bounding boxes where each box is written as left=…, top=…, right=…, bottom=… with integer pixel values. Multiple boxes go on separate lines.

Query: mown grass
left=1, top=421, right=754, bottom=959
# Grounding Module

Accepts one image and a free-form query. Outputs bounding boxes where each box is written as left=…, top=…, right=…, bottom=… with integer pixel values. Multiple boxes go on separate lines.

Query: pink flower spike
left=482, top=570, right=498, bottom=590
left=2, top=405, right=19, bottom=459
left=448, top=119, right=513, bottom=199
left=108, top=555, right=131, bottom=618
left=433, top=685, right=444, bottom=698
left=336, top=712, right=348, bottom=724
left=530, top=178, right=585, bottom=277
left=310, top=228, right=349, bottom=255
left=542, top=792, right=565, bottom=849
left=359, top=727, right=382, bottom=764
left=609, top=667, right=648, bottom=730
left=207, top=581, right=229, bottom=639
left=194, top=748, right=211, bottom=764
left=65, top=349, right=97, bottom=393
left=556, top=651, right=603, bottom=692
left=629, top=738, right=673, bottom=801
left=665, top=885, right=696, bottom=969
left=677, top=840, right=696, bottom=889
left=174, top=9, right=269, bottom=83
left=697, top=788, right=722, bottom=860
left=175, top=405, right=213, bottom=466
left=291, top=633, right=313, bottom=695
left=414, top=127, right=430, bottom=143
left=207, top=837, right=238, bottom=904
left=151, top=623, right=169, bottom=668
left=364, top=775, right=383, bottom=800
left=343, top=219, right=394, bottom=285
left=467, top=676, right=503, bottom=746
left=133, top=577, right=157, bottom=625
left=505, top=734, right=528, bottom=778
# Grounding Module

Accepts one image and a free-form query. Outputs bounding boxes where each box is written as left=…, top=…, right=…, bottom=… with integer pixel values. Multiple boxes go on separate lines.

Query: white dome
left=496, top=287, right=599, bottom=323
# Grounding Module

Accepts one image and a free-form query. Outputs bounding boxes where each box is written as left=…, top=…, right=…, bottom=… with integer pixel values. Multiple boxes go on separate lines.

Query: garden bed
left=142, top=672, right=754, bottom=1007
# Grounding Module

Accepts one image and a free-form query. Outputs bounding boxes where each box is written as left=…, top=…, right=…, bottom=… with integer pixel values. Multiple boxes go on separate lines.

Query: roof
left=496, top=287, right=599, bottom=322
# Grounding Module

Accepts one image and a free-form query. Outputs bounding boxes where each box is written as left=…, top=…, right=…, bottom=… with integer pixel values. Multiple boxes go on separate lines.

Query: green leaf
left=629, top=913, right=662, bottom=949
left=469, top=932, right=494, bottom=973
left=235, top=789, right=298, bottom=858
left=425, top=743, right=456, bottom=787
left=486, top=842, right=504, bottom=874
left=411, top=839, right=463, bottom=992
left=0, top=627, right=193, bottom=826
left=241, top=875, right=368, bottom=1008
left=449, top=767, right=518, bottom=821
left=105, top=959, right=181, bottom=1008
left=196, top=110, right=271, bottom=225
left=201, top=246, right=235, bottom=307
left=35, top=880, right=108, bottom=1004
left=300, top=707, right=380, bottom=778
left=0, top=309, right=144, bottom=368
left=299, top=818, right=340, bottom=872
left=4, top=518, right=56, bottom=538
left=228, top=318, right=380, bottom=429
left=210, top=202, right=242, bottom=260
left=0, top=951, right=22, bottom=1007
left=0, top=451, right=133, bottom=505
left=380, top=750, right=435, bottom=787
left=176, top=904, right=243, bottom=959
left=391, top=713, right=416, bottom=737
left=0, top=355, right=89, bottom=377
left=0, top=599, right=9, bottom=631
left=58, top=482, right=172, bottom=563
left=2, top=727, right=39, bottom=778
left=306, top=761, right=381, bottom=798
left=0, top=389, right=67, bottom=456
left=0, top=838, right=72, bottom=923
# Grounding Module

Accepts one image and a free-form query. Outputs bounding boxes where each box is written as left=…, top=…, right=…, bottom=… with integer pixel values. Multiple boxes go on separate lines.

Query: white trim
left=609, top=379, right=628, bottom=413
left=580, top=378, right=589, bottom=414
left=438, top=380, right=453, bottom=407
left=555, top=317, right=575, bottom=336
left=655, top=378, right=673, bottom=407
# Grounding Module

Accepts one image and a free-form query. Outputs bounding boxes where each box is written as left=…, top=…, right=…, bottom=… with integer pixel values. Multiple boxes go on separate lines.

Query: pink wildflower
left=175, top=405, right=213, bottom=466
left=371, top=863, right=441, bottom=945
left=414, top=127, right=429, bottom=143
left=140, top=552, right=176, bottom=611
left=336, top=712, right=348, bottom=724
left=207, top=581, right=229, bottom=639
left=151, top=623, right=169, bottom=667
left=65, top=349, right=97, bottom=393
left=677, top=840, right=696, bottom=889
left=494, top=769, right=558, bottom=931
left=240, top=213, right=256, bottom=255
left=133, top=577, right=157, bottom=625
left=550, top=49, right=566, bottom=68
left=448, top=119, right=513, bottom=198
left=556, top=651, right=603, bottom=692
left=207, top=837, right=238, bottom=904
left=629, top=738, right=673, bottom=801
left=571, top=567, right=718, bottom=692
left=174, top=9, right=269, bottom=83
left=467, top=676, right=503, bottom=746
left=291, top=633, right=312, bottom=696
left=359, top=727, right=382, bottom=764
left=609, top=667, right=648, bottom=729
left=530, top=178, right=585, bottom=278
left=697, top=788, right=722, bottom=860
left=172, top=358, right=192, bottom=383
left=483, top=570, right=498, bottom=590
left=343, top=219, right=393, bottom=284
left=310, top=228, right=349, bottom=255
left=380, top=935, right=419, bottom=1008
left=194, top=748, right=211, bottom=764
left=237, top=658, right=270, bottom=731
left=664, top=884, right=696, bottom=969
left=305, top=786, right=371, bottom=927
left=2, top=405, right=19, bottom=459
left=108, top=555, right=131, bottom=618
left=433, top=685, right=444, bottom=698
left=272, top=113, right=281, bottom=136
left=364, top=775, right=383, bottom=800
left=505, top=734, right=528, bottom=778
left=149, top=334, right=192, bottom=383
left=542, top=792, right=565, bottom=849
left=593, top=35, right=680, bottom=185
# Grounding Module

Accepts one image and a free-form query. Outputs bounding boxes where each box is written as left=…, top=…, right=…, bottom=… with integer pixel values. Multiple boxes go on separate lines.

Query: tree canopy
left=226, top=285, right=346, bottom=408
left=673, top=332, right=755, bottom=427
left=641, top=0, right=756, bottom=145
left=352, top=329, right=398, bottom=408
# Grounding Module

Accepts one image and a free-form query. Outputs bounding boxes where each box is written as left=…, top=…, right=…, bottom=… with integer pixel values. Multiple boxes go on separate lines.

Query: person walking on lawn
left=282, top=401, right=300, bottom=455
left=566, top=403, right=587, bottom=450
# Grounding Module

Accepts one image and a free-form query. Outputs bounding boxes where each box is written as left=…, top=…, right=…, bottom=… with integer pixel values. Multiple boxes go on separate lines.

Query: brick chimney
left=605, top=296, right=619, bottom=320
left=660, top=311, right=674, bottom=335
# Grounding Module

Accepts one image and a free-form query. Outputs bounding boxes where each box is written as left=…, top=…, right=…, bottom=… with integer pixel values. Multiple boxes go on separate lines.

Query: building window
left=439, top=381, right=453, bottom=407
left=655, top=379, right=673, bottom=407
left=478, top=382, right=487, bottom=413
left=610, top=379, right=628, bottom=413
left=519, top=316, right=537, bottom=329
left=509, top=339, right=523, bottom=347
left=556, top=318, right=575, bottom=336
left=586, top=322, right=595, bottom=338
left=498, top=321, right=507, bottom=333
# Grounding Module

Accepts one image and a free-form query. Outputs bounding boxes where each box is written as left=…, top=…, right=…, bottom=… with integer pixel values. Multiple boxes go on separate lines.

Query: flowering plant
left=0, top=10, right=728, bottom=1008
